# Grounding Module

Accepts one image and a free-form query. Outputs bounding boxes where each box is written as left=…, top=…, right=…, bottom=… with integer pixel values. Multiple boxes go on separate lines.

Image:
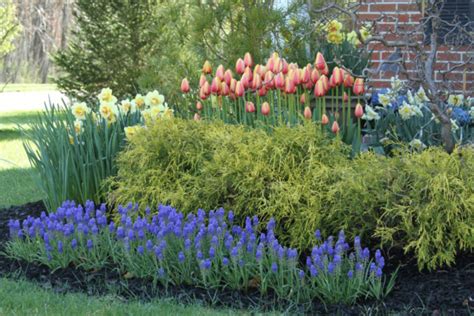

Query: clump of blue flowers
left=7, top=200, right=396, bottom=305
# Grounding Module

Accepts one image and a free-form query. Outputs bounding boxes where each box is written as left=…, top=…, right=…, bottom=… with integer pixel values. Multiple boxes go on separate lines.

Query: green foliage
left=23, top=102, right=140, bottom=211
left=0, top=0, right=20, bottom=57
left=53, top=0, right=158, bottom=102
left=109, top=119, right=474, bottom=270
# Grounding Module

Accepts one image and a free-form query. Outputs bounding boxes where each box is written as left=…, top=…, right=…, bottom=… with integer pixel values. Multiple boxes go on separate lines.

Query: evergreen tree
left=54, top=0, right=158, bottom=102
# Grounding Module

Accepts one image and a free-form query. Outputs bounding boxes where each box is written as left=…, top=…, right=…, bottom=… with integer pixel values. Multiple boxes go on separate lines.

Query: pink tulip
left=261, top=102, right=270, bottom=116
left=180, top=78, right=190, bottom=93
left=304, top=106, right=312, bottom=119
left=236, top=58, right=245, bottom=75
left=224, top=69, right=233, bottom=86
left=343, top=92, right=349, bottom=102
left=194, top=113, right=201, bottom=121
left=245, top=101, right=256, bottom=113
left=300, top=93, right=306, bottom=104
left=258, top=87, right=267, bottom=97
left=244, top=52, right=253, bottom=67
left=315, top=52, right=326, bottom=71
left=321, top=114, right=329, bottom=125
left=196, top=101, right=203, bottom=111
left=210, top=77, right=221, bottom=94
left=355, top=103, right=364, bottom=118
left=353, top=78, right=365, bottom=95
left=235, top=81, right=245, bottom=97
left=216, top=65, right=225, bottom=81
left=199, top=74, right=207, bottom=88
left=274, top=73, right=285, bottom=89
left=331, top=121, right=340, bottom=134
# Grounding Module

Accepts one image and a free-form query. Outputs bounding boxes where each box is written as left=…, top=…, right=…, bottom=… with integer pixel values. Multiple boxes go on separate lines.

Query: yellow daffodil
left=99, top=103, right=119, bottom=121
left=71, top=102, right=91, bottom=120
left=124, top=126, right=141, bottom=140
left=346, top=31, right=360, bottom=46
left=359, top=25, right=371, bottom=42
left=447, top=94, right=464, bottom=107
left=73, top=119, right=83, bottom=135
left=134, top=94, right=146, bottom=110
left=325, top=20, right=343, bottom=33
left=97, top=88, right=117, bottom=105
left=68, top=134, right=74, bottom=145
left=327, top=31, right=344, bottom=45
left=145, top=90, right=165, bottom=107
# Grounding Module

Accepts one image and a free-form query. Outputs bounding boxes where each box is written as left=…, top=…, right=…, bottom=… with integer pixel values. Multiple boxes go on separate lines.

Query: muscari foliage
left=108, top=119, right=474, bottom=270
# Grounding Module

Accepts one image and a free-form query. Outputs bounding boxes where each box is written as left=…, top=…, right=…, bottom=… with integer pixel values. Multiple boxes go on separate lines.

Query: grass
left=1, top=83, right=57, bottom=92
left=0, top=278, right=242, bottom=316
left=0, top=111, right=43, bottom=207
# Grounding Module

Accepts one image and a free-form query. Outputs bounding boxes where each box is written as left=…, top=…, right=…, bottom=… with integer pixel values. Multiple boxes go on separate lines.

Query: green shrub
left=108, top=119, right=474, bottom=269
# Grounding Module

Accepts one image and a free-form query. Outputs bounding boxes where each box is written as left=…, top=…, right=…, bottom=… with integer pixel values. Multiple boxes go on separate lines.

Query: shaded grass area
left=0, top=277, right=238, bottom=316
left=1, top=83, right=57, bottom=92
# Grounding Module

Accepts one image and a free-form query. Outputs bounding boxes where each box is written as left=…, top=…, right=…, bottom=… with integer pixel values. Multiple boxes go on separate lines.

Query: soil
left=0, top=201, right=473, bottom=315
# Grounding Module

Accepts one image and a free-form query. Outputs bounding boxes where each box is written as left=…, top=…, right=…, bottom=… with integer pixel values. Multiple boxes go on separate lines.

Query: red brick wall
left=357, top=0, right=473, bottom=95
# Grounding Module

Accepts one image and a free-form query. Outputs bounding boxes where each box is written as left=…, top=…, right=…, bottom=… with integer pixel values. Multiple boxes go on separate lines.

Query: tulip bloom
left=332, top=67, right=343, bottom=86
left=241, top=73, right=250, bottom=89
left=196, top=101, right=203, bottom=111
left=199, top=74, right=207, bottom=88
left=355, top=103, right=364, bottom=118
left=301, top=67, right=311, bottom=84
left=274, top=73, right=285, bottom=89
left=264, top=71, right=274, bottom=89
left=202, top=60, right=212, bottom=74
left=258, top=87, right=267, bottom=97
left=314, top=79, right=326, bottom=97
left=244, top=66, right=253, bottom=82
left=236, top=58, right=245, bottom=75
left=281, top=59, right=289, bottom=74
left=304, top=106, right=312, bottom=119
left=343, top=92, right=349, bottom=102
left=210, top=77, right=221, bottom=94
left=252, top=75, right=262, bottom=90
left=285, top=77, right=296, bottom=94
left=202, top=81, right=211, bottom=96
left=311, top=69, right=320, bottom=84
left=235, top=81, right=245, bottom=97
left=321, top=114, right=329, bottom=125
left=221, top=82, right=230, bottom=96
left=315, top=52, right=327, bottom=71
left=230, top=78, right=237, bottom=93
left=353, top=78, right=365, bottom=95
left=244, top=52, right=253, bottom=67
left=320, top=75, right=329, bottom=91
left=194, top=113, right=201, bottom=121
left=331, top=121, right=340, bottom=134
left=261, top=102, right=270, bottom=116
left=180, top=78, right=190, bottom=93
left=245, top=101, right=256, bottom=113
left=344, top=73, right=354, bottom=88
left=216, top=65, right=225, bottom=81
left=224, top=69, right=233, bottom=86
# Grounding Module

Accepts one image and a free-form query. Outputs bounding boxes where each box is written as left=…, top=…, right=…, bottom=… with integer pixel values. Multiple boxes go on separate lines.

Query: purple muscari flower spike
left=355, top=262, right=363, bottom=271
left=201, top=259, right=211, bottom=270
left=17, top=230, right=24, bottom=239
left=299, top=269, right=305, bottom=279
left=197, top=250, right=203, bottom=260
left=369, top=262, right=376, bottom=273
left=184, top=239, right=191, bottom=250
left=328, top=262, right=335, bottom=274
left=154, top=246, right=163, bottom=260
left=348, top=270, right=354, bottom=279
left=228, top=211, right=234, bottom=223
left=211, top=235, right=218, bottom=246
left=43, top=232, right=50, bottom=244
left=246, top=242, right=253, bottom=253
left=146, top=239, right=153, bottom=251
left=333, top=254, right=342, bottom=265
left=71, top=239, right=77, bottom=249
left=310, top=264, right=318, bottom=277
left=158, top=267, right=165, bottom=277
left=238, top=259, right=245, bottom=267
left=138, top=229, right=145, bottom=240
left=314, top=229, right=321, bottom=241
left=137, top=245, right=144, bottom=255
left=231, top=246, right=239, bottom=258
left=271, top=262, right=278, bottom=273
left=256, top=248, right=263, bottom=261
left=178, top=251, right=185, bottom=263
left=277, top=246, right=285, bottom=259
left=91, top=225, right=99, bottom=235
left=252, top=215, right=259, bottom=227
left=362, top=247, right=370, bottom=260
left=87, top=239, right=93, bottom=250
left=259, top=233, right=266, bottom=244
left=222, top=257, right=229, bottom=266
left=57, top=241, right=63, bottom=253
left=145, top=206, right=151, bottom=216
left=306, top=256, right=312, bottom=267
left=288, top=248, right=298, bottom=260
left=127, top=229, right=135, bottom=241
left=376, top=267, right=383, bottom=278
left=349, top=252, right=355, bottom=261
left=267, top=218, right=276, bottom=231
left=209, top=247, right=216, bottom=258
left=109, top=222, right=115, bottom=233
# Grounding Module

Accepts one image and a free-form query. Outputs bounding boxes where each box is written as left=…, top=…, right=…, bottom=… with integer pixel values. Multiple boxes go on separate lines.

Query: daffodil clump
left=368, top=77, right=473, bottom=150
left=322, top=19, right=371, bottom=47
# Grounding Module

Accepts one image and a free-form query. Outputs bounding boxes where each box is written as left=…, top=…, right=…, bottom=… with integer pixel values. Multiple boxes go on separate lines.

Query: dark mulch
left=0, top=201, right=473, bottom=315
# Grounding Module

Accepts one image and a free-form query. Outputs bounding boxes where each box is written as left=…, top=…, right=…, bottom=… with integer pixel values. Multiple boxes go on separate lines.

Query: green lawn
left=1, top=83, right=57, bottom=92
left=0, top=110, right=258, bottom=315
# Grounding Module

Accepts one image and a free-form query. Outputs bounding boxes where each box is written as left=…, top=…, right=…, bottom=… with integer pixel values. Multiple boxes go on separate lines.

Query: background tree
left=53, top=0, right=159, bottom=103
left=0, top=0, right=21, bottom=88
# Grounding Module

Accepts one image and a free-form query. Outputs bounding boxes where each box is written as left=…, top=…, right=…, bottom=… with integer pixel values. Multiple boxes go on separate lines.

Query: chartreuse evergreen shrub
left=108, top=119, right=474, bottom=269
left=6, top=201, right=395, bottom=306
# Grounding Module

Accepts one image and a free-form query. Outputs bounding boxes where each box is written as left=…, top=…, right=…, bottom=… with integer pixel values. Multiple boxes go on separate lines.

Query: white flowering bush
left=366, top=77, right=473, bottom=151
left=23, top=88, right=173, bottom=211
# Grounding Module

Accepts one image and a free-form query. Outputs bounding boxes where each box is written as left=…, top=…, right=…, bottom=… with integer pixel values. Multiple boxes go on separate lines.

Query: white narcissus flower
left=415, top=86, right=429, bottom=103
left=469, top=106, right=474, bottom=118
left=399, top=102, right=416, bottom=120
left=99, top=102, right=119, bottom=121
left=145, top=90, right=165, bottom=107
left=134, top=94, right=146, bottom=110
left=73, top=119, right=83, bottom=135
left=119, top=99, right=136, bottom=114
left=378, top=93, right=392, bottom=107
left=71, top=102, right=91, bottom=120
left=390, top=77, right=403, bottom=92
left=97, top=88, right=117, bottom=105
left=362, top=105, right=380, bottom=121
left=447, top=94, right=464, bottom=107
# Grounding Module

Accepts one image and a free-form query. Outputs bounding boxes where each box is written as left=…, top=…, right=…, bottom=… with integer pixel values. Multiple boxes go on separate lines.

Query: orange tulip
left=202, top=60, right=212, bottom=74
left=304, top=106, right=312, bottom=119
left=315, top=52, right=326, bottom=71
left=244, top=52, right=253, bottom=67
left=210, top=77, right=221, bottom=94
left=236, top=58, right=245, bottom=75
left=321, top=114, right=329, bottom=125
left=355, top=103, right=364, bottom=118
left=261, top=102, right=270, bottom=116
left=331, top=121, right=340, bottom=134
left=224, top=69, right=233, bottom=86
left=196, top=101, right=203, bottom=111
left=332, top=67, right=343, bottom=86
left=235, top=81, right=245, bottom=97
left=245, top=101, right=256, bottom=113
left=314, top=79, right=326, bottom=97
left=180, top=78, right=190, bottom=93
left=199, top=74, right=207, bottom=88
left=353, top=78, right=365, bottom=95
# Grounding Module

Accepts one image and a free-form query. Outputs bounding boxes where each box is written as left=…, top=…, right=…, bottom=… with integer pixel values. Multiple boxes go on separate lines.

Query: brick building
left=356, top=0, right=473, bottom=94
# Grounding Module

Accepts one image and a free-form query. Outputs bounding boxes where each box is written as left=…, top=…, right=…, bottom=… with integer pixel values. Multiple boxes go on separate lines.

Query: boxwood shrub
left=107, top=119, right=474, bottom=270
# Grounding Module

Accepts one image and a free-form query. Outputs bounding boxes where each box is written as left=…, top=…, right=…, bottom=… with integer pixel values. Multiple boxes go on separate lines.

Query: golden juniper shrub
left=107, top=119, right=474, bottom=270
